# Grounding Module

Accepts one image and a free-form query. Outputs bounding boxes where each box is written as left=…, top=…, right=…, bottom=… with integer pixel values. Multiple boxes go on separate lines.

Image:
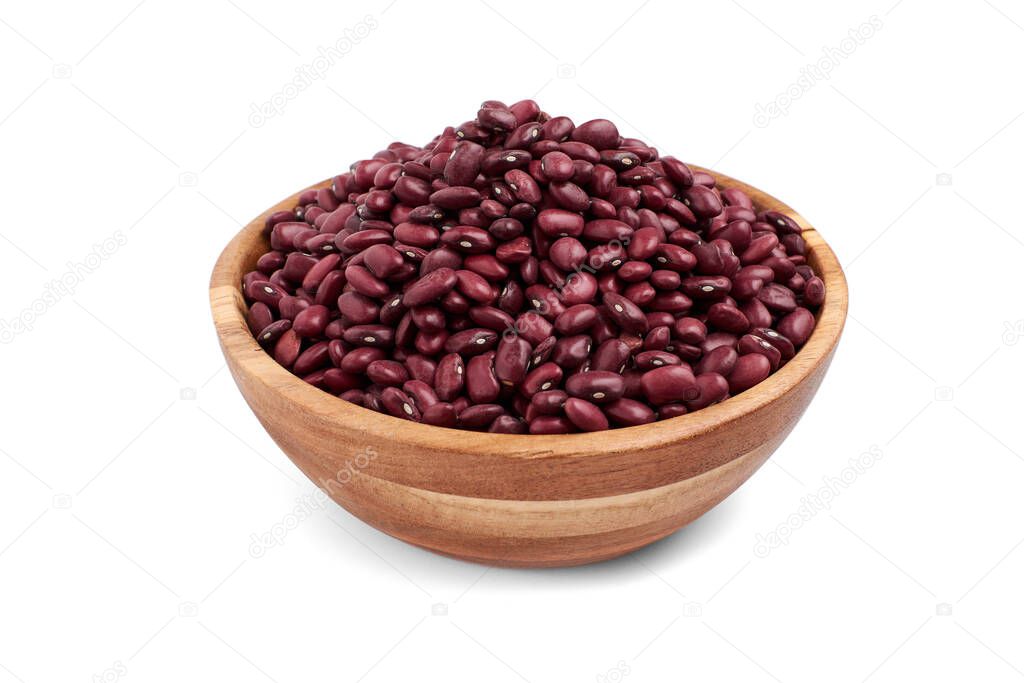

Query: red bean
left=738, top=333, right=782, bottom=371
left=442, top=225, right=496, bottom=254
left=422, top=402, right=457, bottom=428
left=555, top=304, right=598, bottom=335
left=536, top=209, right=584, bottom=238
left=570, top=119, right=619, bottom=150
left=455, top=269, right=496, bottom=303
left=466, top=353, right=501, bottom=403
left=551, top=334, right=593, bottom=369
left=434, top=353, right=465, bottom=401
left=402, top=267, right=458, bottom=307
left=247, top=302, right=274, bottom=335
left=728, top=354, right=772, bottom=393
left=521, top=362, right=563, bottom=396
left=754, top=327, right=796, bottom=360
left=804, top=276, right=825, bottom=307
left=340, top=347, right=385, bottom=374
left=591, top=338, right=631, bottom=373
left=684, top=373, right=729, bottom=410
left=430, top=186, right=482, bottom=209
left=640, top=365, right=697, bottom=405
left=294, top=341, right=330, bottom=375
left=530, top=390, right=568, bottom=415
left=778, top=307, right=816, bottom=346
left=757, top=283, right=798, bottom=313
left=362, top=244, right=404, bottom=279
left=274, top=329, right=302, bottom=368
left=458, top=403, right=504, bottom=430
left=695, top=345, right=738, bottom=376
left=604, top=398, right=656, bottom=426
left=564, top=397, right=609, bottom=432
left=381, top=387, right=420, bottom=420
left=489, top=415, right=527, bottom=433
left=565, top=371, right=625, bottom=403
left=343, top=324, right=394, bottom=348
left=293, top=305, right=330, bottom=337
left=366, top=359, right=409, bottom=386
left=494, top=335, right=531, bottom=386
left=706, top=303, right=750, bottom=334
left=444, top=141, right=485, bottom=186
left=603, top=292, right=648, bottom=334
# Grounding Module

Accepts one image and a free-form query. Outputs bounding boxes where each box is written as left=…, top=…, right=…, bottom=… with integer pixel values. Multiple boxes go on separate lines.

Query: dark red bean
left=757, top=283, right=798, bottom=313
left=343, top=324, right=395, bottom=348
left=695, top=345, right=738, bottom=376
left=778, top=307, right=816, bottom=346
left=603, top=292, right=649, bottom=334
left=550, top=334, right=592, bottom=369
left=274, top=329, right=301, bottom=368
left=324, top=369, right=363, bottom=393
left=738, top=333, right=782, bottom=371
left=381, top=387, right=420, bottom=420
left=247, top=302, right=274, bottom=335
left=536, top=209, right=584, bottom=238
left=754, top=327, right=796, bottom=360
left=636, top=350, right=681, bottom=370
left=402, top=267, right=458, bottom=307
left=565, top=371, right=625, bottom=404
left=494, top=335, right=530, bottom=386
left=293, top=304, right=330, bottom=337
left=728, top=354, right=772, bottom=393
left=256, top=319, right=291, bottom=347
left=530, top=390, right=568, bottom=415
left=430, top=186, right=482, bottom=209
left=362, top=244, right=404, bottom=280
left=683, top=373, right=729, bottom=410
left=366, top=360, right=409, bottom=386
left=661, top=157, right=694, bottom=188
left=640, top=365, right=698, bottom=405
left=442, top=225, right=496, bottom=254
left=422, top=402, right=457, bottom=428
left=560, top=272, right=598, bottom=306
left=570, top=119, right=619, bottom=150
left=489, top=415, right=527, bottom=433
left=444, top=328, right=498, bottom=356
left=554, top=304, right=598, bottom=335
left=455, top=269, right=496, bottom=303
left=658, top=404, right=689, bottom=420
left=529, top=415, right=573, bottom=434
left=434, top=353, right=465, bottom=401
left=458, top=403, right=505, bottom=430
left=346, top=265, right=389, bottom=299
left=563, top=398, right=609, bottom=431
left=340, top=347, right=385, bottom=374
left=706, top=303, right=750, bottom=334
left=604, top=398, right=656, bottom=426
left=682, top=276, right=732, bottom=299
left=804, top=276, right=825, bottom=307
left=444, top=141, right=485, bottom=186
left=591, top=338, right=631, bottom=373
left=466, top=353, right=501, bottom=403
left=521, top=362, right=563, bottom=396
left=403, top=379, right=439, bottom=411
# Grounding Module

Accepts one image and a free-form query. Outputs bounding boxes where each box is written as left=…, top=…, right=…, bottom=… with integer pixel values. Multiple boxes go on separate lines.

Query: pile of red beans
left=242, top=100, right=824, bottom=434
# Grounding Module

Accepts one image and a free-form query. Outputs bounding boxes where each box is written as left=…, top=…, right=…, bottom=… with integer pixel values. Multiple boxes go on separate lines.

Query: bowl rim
left=210, top=166, right=848, bottom=460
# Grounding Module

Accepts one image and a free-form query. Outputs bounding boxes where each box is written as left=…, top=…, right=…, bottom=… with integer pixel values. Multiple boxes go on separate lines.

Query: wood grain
left=210, top=167, right=848, bottom=567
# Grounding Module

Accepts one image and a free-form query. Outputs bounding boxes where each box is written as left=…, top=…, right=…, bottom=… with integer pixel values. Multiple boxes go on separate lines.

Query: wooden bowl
left=210, top=167, right=848, bottom=567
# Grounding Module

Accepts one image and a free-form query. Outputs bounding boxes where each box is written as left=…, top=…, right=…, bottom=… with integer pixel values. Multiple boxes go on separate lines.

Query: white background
left=1, top=1, right=1022, bottom=681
